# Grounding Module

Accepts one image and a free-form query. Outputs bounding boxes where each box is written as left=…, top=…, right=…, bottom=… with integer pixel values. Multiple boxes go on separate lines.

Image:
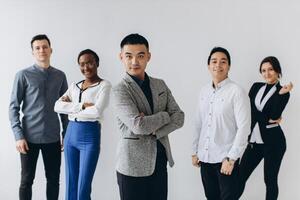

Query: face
left=208, top=52, right=230, bottom=82
left=260, top=62, right=279, bottom=84
left=32, top=39, right=52, bottom=63
left=78, top=54, right=98, bottom=79
left=120, top=44, right=151, bottom=80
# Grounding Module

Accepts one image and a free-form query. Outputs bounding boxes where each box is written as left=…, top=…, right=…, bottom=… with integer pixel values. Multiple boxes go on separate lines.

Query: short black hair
left=259, top=56, right=282, bottom=78
left=207, top=47, right=231, bottom=66
left=77, top=49, right=100, bottom=67
left=31, top=34, right=51, bottom=49
left=120, top=33, right=149, bottom=50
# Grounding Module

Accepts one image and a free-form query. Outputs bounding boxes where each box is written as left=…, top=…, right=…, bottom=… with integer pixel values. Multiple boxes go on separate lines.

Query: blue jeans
left=64, top=121, right=101, bottom=200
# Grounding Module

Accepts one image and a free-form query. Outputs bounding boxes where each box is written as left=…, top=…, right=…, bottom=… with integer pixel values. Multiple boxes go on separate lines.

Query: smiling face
left=78, top=53, right=98, bottom=79
left=32, top=39, right=52, bottom=64
left=119, top=44, right=151, bottom=80
left=208, top=52, right=230, bottom=83
left=260, top=62, right=279, bottom=84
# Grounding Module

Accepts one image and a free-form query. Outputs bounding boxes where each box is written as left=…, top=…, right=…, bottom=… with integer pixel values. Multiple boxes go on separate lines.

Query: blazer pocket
left=123, top=137, right=140, bottom=140
left=158, top=91, right=165, bottom=96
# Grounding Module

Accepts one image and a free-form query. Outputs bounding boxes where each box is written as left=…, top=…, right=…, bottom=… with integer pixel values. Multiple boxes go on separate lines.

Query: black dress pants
left=236, top=143, right=286, bottom=200
left=19, top=141, right=61, bottom=200
left=117, top=143, right=168, bottom=200
left=200, top=161, right=239, bottom=200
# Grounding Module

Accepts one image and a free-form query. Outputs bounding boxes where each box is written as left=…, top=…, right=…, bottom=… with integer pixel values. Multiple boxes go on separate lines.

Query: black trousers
left=117, top=146, right=168, bottom=200
left=200, top=161, right=239, bottom=200
left=19, top=141, right=61, bottom=200
left=236, top=143, right=286, bottom=200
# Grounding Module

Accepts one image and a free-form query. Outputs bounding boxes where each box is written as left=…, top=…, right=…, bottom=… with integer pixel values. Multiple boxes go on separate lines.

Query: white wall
left=0, top=0, right=299, bottom=199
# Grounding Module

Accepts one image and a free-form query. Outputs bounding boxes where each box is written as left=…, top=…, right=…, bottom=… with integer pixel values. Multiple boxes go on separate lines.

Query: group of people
left=8, top=33, right=292, bottom=200
left=191, top=47, right=292, bottom=200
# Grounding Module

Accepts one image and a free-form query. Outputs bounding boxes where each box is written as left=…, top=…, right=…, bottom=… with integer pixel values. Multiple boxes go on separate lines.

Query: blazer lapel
left=149, top=77, right=159, bottom=113
left=123, top=73, right=152, bottom=114
left=255, top=83, right=278, bottom=112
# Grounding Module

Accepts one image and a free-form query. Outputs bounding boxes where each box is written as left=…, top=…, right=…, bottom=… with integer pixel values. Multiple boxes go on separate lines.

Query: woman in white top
left=54, top=49, right=111, bottom=200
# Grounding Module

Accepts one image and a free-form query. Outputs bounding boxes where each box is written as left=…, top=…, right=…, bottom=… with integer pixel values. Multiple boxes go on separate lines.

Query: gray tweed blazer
left=113, top=73, right=184, bottom=177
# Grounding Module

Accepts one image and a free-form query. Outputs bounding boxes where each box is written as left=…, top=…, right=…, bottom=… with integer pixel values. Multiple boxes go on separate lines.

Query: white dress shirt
left=192, top=78, right=251, bottom=163
left=54, top=79, right=111, bottom=123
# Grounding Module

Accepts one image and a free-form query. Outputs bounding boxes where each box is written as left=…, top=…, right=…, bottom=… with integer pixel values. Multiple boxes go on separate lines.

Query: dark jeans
left=19, top=141, right=61, bottom=200
left=236, top=143, right=286, bottom=200
left=200, top=161, right=239, bottom=200
left=117, top=142, right=168, bottom=200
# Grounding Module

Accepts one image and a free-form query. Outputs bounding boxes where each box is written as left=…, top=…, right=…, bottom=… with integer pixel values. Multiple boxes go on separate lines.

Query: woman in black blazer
left=236, top=56, right=293, bottom=200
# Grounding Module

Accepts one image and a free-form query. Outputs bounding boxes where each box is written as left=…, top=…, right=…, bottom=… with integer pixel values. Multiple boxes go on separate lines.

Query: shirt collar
left=128, top=72, right=150, bottom=87
left=33, top=63, right=52, bottom=72
left=76, top=80, right=101, bottom=90
left=211, top=77, right=230, bottom=90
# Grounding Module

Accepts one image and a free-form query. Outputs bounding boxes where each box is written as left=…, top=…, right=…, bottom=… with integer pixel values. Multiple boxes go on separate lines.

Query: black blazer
left=248, top=82, right=290, bottom=145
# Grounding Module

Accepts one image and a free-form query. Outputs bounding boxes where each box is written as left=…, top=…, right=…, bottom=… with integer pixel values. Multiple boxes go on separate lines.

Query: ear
left=119, top=52, right=123, bottom=61
left=147, top=52, right=151, bottom=62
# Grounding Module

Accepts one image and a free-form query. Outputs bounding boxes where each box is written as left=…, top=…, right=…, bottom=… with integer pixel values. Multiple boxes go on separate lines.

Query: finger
left=24, top=142, right=29, bottom=151
left=19, top=147, right=26, bottom=154
left=21, top=150, right=27, bottom=154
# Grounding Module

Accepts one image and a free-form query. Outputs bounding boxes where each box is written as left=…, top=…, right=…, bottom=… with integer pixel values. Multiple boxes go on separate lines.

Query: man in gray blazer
left=113, top=33, right=184, bottom=200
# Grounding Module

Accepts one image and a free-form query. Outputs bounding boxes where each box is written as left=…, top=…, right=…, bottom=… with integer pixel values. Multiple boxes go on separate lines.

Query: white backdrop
left=0, top=0, right=299, bottom=199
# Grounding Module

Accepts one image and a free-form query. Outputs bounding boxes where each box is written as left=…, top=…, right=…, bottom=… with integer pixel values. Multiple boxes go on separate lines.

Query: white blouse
left=54, top=79, right=111, bottom=123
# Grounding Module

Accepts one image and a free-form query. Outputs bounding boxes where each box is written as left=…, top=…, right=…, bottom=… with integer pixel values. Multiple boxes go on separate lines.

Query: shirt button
left=208, top=125, right=211, bottom=127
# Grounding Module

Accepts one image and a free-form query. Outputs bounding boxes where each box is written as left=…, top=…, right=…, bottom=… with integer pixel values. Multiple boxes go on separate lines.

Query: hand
left=220, top=159, right=235, bottom=175
left=139, top=112, right=145, bottom=118
left=192, top=155, right=200, bottom=167
left=16, top=139, right=29, bottom=154
left=83, top=102, right=94, bottom=109
left=61, top=96, right=71, bottom=102
left=279, top=82, right=293, bottom=95
left=269, top=117, right=282, bottom=124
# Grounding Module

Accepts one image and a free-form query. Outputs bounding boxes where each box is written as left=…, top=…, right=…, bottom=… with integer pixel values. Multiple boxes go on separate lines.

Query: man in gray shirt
left=9, top=34, right=68, bottom=200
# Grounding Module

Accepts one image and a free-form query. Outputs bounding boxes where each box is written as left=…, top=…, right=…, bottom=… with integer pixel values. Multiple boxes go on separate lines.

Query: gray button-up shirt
left=9, top=64, right=68, bottom=143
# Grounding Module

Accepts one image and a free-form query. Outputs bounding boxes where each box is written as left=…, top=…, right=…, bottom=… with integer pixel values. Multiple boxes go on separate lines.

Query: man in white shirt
left=191, top=47, right=251, bottom=200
